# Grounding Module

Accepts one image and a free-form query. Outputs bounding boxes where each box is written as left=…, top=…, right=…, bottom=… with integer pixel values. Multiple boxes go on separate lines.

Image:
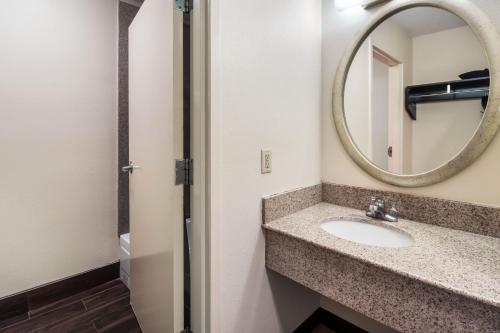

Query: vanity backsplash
left=263, top=183, right=500, bottom=238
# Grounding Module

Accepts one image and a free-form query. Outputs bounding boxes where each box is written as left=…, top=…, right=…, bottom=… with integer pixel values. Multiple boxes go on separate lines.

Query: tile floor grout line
left=28, top=279, right=122, bottom=317
left=42, top=295, right=132, bottom=332
left=0, top=317, right=31, bottom=332
left=0, top=281, right=139, bottom=333
left=81, top=283, right=128, bottom=307
left=97, top=313, right=135, bottom=332
left=29, top=297, right=84, bottom=319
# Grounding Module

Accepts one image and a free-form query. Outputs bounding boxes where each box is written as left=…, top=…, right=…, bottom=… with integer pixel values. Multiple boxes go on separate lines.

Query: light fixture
left=335, top=0, right=392, bottom=10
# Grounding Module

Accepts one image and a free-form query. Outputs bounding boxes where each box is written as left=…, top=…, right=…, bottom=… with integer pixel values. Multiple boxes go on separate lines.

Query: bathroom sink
left=320, top=218, right=414, bottom=248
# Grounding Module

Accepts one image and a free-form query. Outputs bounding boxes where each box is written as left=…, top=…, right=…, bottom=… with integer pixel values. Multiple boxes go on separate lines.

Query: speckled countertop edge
left=263, top=202, right=500, bottom=308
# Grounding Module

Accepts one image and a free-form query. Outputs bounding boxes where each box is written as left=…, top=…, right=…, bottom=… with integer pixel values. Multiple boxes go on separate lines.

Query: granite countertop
left=263, top=202, right=500, bottom=308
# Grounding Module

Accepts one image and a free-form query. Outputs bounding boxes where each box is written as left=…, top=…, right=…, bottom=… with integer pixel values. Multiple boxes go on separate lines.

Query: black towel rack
left=404, top=77, right=489, bottom=120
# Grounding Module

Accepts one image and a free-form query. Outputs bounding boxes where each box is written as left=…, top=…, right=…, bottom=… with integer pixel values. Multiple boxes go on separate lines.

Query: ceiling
left=389, top=7, right=467, bottom=37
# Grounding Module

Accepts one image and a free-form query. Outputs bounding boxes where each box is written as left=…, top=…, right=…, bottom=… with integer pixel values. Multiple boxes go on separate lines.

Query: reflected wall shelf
left=404, top=77, right=489, bottom=120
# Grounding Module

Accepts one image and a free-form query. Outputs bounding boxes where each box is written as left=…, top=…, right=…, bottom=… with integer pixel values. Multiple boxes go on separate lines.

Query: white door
left=387, top=64, right=404, bottom=174
left=128, top=0, right=183, bottom=332
left=372, top=46, right=404, bottom=174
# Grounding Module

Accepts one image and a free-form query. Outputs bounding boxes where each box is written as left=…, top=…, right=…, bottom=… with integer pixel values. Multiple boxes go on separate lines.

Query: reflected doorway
left=371, top=46, right=404, bottom=174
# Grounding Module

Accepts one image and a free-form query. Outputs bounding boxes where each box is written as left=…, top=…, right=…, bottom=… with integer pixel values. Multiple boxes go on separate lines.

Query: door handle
left=122, top=161, right=141, bottom=174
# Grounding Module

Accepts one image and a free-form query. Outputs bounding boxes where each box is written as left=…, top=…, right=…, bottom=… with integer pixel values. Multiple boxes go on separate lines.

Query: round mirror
left=333, top=0, right=500, bottom=187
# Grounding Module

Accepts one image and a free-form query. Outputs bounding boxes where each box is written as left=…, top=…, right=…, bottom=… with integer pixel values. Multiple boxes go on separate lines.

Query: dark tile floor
left=0, top=279, right=141, bottom=333
left=311, top=324, right=336, bottom=333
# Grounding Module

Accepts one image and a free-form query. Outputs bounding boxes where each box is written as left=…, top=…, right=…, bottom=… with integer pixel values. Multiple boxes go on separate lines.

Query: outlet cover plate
left=261, top=149, right=272, bottom=174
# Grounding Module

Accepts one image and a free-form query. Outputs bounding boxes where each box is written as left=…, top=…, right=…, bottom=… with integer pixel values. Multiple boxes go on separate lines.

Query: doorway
left=124, top=0, right=206, bottom=332
left=371, top=46, right=404, bottom=174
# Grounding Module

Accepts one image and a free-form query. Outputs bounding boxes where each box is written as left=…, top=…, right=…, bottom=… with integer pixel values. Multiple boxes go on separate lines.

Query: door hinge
left=176, top=0, right=192, bottom=13
left=175, top=159, right=193, bottom=186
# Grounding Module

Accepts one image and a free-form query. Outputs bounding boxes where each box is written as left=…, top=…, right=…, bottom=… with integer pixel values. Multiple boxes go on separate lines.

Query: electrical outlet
left=261, top=149, right=272, bottom=174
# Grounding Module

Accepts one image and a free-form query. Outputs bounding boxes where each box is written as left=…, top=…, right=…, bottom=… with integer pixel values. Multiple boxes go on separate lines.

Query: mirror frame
left=332, top=0, right=500, bottom=187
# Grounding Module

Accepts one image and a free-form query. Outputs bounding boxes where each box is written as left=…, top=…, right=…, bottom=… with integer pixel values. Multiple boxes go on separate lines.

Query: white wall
left=411, top=26, right=488, bottom=173
left=371, top=19, right=413, bottom=77
left=345, top=40, right=371, bottom=156
left=209, top=0, right=322, bottom=331
left=0, top=0, right=118, bottom=297
left=322, top=0, right=500, bottom=206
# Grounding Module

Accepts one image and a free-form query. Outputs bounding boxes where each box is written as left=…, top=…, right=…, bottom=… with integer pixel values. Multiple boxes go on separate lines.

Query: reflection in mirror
left=344, top=7, right=489, bottom=175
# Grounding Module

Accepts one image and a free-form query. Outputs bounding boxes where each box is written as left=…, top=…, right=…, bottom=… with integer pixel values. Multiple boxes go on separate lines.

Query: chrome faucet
left=366, top=197, right=398, bottom=222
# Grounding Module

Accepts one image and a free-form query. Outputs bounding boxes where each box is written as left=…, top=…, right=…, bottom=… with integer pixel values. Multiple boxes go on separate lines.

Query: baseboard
left=0, top=262, right=120, bottom=322
left=294, top=308, right=370, bottom=333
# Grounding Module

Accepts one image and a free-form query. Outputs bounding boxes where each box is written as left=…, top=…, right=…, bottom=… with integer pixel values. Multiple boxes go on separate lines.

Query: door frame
left=190, top=0, right=209, bottom=332
left=371, top=45, right=404, bottom=174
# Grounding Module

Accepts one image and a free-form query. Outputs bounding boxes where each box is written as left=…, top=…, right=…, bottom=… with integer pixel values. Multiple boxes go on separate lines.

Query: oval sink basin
left=320, top=218, right=414, bottom=248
